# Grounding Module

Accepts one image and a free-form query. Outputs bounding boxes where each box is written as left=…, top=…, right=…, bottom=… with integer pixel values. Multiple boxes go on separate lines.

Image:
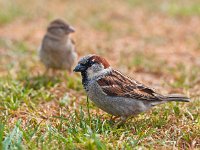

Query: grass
left=1, top=99, right=199, bottom=149
left=127, top=0, right=200, bottom=16
left=164, top=1, right=200, bottom=16
left=0, top=1, right=24, bottom=25
left=0, top=0, right=200, bottom=149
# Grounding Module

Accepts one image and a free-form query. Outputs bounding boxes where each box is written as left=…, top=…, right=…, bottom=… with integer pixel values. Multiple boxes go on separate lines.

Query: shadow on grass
left=22, top=75, right=61, bottom=90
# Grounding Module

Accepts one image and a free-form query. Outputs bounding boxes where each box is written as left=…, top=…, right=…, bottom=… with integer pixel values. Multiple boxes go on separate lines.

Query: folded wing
left=97, top=70, right=165, bottom=101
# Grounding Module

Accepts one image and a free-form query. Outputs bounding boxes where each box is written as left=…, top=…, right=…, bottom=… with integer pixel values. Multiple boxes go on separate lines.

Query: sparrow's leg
left=44, top=67, right=50, bottom=75
left=120, top=116, right=127, bottom=123
left=69, top=69, right=73, bottom=76
left=113, top=116, right=127, bottom=128
left=51, top=68, right=59, bottom=76
left=56, top=70, right=64, bottom=76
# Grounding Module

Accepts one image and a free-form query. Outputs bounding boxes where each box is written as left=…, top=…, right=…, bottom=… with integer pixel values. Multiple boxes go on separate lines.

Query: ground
left=0, top=0, right=200, bottom=149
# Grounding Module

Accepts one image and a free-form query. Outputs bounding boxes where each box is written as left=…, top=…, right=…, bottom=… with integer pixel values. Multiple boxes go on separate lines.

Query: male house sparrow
left=74, top=54, right=190, bottom=122
left=39, top=19, right=77, bottom=72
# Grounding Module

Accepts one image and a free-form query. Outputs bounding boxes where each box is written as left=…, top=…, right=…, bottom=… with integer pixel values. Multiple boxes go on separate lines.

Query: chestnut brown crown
left=73, top=54, right=110, bottom=73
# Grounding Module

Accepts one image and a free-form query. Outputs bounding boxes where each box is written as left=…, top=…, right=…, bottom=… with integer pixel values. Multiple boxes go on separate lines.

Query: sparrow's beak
left=73, top=64, right=86, bottom=72
left=68, top=26, right=75, bottom=33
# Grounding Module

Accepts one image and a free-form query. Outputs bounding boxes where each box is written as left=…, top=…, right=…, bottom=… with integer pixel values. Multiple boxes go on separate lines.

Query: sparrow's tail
left=151, top=94, right=190, bottom=106
left=164, top=94, right=190, bottom=102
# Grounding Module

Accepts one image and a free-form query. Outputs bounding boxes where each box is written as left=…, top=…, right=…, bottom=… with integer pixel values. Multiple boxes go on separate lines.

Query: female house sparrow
left=39, top=19, right=77, bottom=72
left=74, top=54, right=190, bottom=122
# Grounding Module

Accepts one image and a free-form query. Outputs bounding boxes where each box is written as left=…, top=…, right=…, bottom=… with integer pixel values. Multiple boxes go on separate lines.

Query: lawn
left=0, top=0, right=200, bottom=149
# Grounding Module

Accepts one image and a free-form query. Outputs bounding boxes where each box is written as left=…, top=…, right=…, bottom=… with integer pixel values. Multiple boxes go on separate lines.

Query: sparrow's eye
left=80, top=60, right=88, bottom=66
left=80, top=60, right=96, bottom=68
left=88, top=60, right=97, bottom=66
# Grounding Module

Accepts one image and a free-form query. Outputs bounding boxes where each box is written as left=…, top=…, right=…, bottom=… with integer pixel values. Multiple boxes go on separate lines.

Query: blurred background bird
left=39, top=19, right=77, bottom=74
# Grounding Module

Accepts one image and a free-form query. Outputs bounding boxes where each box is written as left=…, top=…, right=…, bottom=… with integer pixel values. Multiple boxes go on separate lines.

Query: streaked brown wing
left=97, top=70, right=163, bottom=101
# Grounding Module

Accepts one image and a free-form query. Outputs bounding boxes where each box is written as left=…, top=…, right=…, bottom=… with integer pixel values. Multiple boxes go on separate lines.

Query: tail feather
left=164, top=94, right=190, bottom=102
